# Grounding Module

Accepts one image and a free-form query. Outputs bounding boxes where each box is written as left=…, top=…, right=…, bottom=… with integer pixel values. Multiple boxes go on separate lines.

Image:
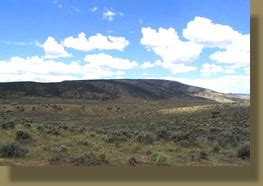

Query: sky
left=0, top=0, right=250, bottom=94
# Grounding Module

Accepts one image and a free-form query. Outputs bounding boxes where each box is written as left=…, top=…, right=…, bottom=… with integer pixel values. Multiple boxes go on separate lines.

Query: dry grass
left=0, top=98, right=250, bottom=166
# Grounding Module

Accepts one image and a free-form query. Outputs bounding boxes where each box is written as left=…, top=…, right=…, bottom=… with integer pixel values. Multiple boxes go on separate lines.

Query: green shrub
left=173, top=130, right=198, bottom=146
left=70, top=152, right=109, bottom=166
left=15, top=130, right=31, bottom=142
left=155, top=129, right=170, bottom=141
left=149, top=153, right=168, bottom=166
left=209, top=127, right=222, bottom=134
left=212, top=144, right=220, bottom=153
left=81, top=140, right=90, bottom=146
left=217, top=132, right=239, bottom=148
left=237, top=143, right=250, bottom=159
left=211, top=111, right=220, bottom=118
left=199, top=151, right=208, bottom=160
left=37, top=126, right=46, bottom=133
left=1, top=121, right=15, bottom=130
left=68, top=126, right=76, bottom=132
left=48, top=146, right=69, bottom=165
left=0, top=142, right=28, bottom=158
left=136, top=132, right=155, bottom=145
left=76, top=126, right=86, bottom=133
left=23, top=123, right=31, bottom=128
left=46, top=128, right=60, bottom=135
left=128, top=156, right=138, bottom=166
left=105, top=132, right=128, bottom=143
left=61, top=125, right=69, bottom=130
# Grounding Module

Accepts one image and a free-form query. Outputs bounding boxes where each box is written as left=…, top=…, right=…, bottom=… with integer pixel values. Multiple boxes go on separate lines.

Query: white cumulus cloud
left=63, top=32, right=129, bottom=52
left=84, top=53, right=138, bottom=70
left=183, top=16, right=242, bottom=48
left=103, top=10, right=116, bottom=21
left=0, top=54, right=134, bottom=82
left=82, top=68, right=121, bottom=79
left=141, top=59, right=198, bottom=75
left=141, top=27, right=203, bottom=64
left=161, top=75, right=250, bottom=94
left=0, top=56, right=82, bottom=82
left=140, top=61, right=155, bottom=69
left=90, top=6, right=98, bottom=12
left=209, top=34, right=250, bottom=67
left=102, top=10, right=123, bottom=21
left=170, top=64, right=197, bottom=74
left=42, top=37, right=72, bottom=59
left=244, top=67, right=250, bottom=75
left=183, top=16, right=250, bottom=70
left=200, top=63, right=223, bottom=77
left=158, top=63, right=197, bottom=74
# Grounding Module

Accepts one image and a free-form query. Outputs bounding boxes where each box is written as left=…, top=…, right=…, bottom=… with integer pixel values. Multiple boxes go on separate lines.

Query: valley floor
left=0, top=98, right=250, bottom=166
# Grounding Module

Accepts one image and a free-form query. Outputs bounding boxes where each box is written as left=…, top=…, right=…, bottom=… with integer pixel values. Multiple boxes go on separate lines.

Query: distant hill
left=0, top=79, right=243, bottom=103
left=229, top=93, right=250, bottom=100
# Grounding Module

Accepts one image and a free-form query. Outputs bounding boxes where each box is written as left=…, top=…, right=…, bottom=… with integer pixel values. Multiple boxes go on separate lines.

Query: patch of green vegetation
left=149, top=152, right=169, bottom=166
left=0, top=142, right=28, bottom=158
left=237, top=143, right=250, bottom=160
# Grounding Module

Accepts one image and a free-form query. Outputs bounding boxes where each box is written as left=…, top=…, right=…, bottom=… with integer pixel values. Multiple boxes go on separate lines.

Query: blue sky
left=0, top=0, right=250, bottom=93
